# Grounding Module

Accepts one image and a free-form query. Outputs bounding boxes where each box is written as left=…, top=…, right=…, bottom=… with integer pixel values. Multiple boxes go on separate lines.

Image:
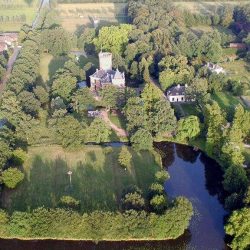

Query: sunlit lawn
left=1, top=145, right=161, bottom=213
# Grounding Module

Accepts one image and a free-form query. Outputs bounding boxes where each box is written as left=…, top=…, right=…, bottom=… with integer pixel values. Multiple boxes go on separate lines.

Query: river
left=0, top=142, right=229, bottom=250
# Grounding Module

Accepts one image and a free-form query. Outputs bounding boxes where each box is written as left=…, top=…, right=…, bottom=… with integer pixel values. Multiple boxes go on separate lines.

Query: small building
left=0, top=42, right=7, bottom=54
left=87, top=110, right=101, bottom=118
left=166, top=84, right=187, bottom=103
left=206, top=62, right=225, bottom=74
left=229, top=43, right=247, bottom=49
left=0, top=32, right=18, bottom=53
left=77, top=81, right=87, bottom=89
left=89, top=52, right=125, bottom=90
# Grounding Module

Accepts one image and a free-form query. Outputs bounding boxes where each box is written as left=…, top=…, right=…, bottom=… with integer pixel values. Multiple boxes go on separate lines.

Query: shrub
left=150, top=195, right=168, bottom=213
left=1, top=168, right=24, bottom=189
left=155, top=170, right=170, bottom=184
left=118, top=146, right=132, bottom=168
left=121, top=192, right=145, bottom=211
left=59, top=196, right=80, bottom=210
left=149, top=183, right=165, bottom=195
left=11, top=148, right=27, bottom=166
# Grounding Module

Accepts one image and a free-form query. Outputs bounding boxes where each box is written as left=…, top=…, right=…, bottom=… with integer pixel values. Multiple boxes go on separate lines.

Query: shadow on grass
left=48, top=56, right=69, bottom=81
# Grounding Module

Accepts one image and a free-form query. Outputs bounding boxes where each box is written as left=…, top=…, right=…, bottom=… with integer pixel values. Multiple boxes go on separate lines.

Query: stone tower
left=99, top=52, right=112, bottom=71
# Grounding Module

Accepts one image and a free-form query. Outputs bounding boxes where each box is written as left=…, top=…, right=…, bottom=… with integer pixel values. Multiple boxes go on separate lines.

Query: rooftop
left=166, top=84, right=186, bottom=96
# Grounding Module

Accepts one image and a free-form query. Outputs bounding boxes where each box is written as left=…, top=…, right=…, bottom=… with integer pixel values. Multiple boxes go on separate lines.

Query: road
left=32, top=0, right=50, bottom=28
left=0, top=46, right=21, bottom=93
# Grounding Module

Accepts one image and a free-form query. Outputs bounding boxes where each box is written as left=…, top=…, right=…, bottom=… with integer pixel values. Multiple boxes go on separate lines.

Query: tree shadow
left=48, top=56, right=69, bottom=81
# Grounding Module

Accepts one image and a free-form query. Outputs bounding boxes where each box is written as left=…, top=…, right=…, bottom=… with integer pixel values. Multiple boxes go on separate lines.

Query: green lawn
left=1, top=145, right=161, bottom=213
left=180, top=103, right=201, bottom=117
left=0, top=0, right=39, bottom=31
left=40, top=53, right=69, bottom=82
left=211, top=92, right=247, bottom=112
left=108, top=113, right=127, bottom=131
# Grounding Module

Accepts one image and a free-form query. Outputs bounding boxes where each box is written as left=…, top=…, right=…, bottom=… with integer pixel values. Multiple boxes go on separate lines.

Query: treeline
left=0, top=15, right=26, bottom=23
left=0, top=196, right=192, bottom=240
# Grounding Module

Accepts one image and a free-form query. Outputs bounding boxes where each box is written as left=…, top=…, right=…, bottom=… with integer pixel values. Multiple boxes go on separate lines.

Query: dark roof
left=166, top=85, right=186, bottom=96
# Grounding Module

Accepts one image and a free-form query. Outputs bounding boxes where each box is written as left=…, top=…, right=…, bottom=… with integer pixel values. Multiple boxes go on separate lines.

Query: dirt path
left=101, top=110, right=128, bottom=137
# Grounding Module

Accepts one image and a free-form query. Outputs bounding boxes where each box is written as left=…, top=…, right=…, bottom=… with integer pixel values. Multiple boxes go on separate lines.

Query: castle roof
left=113, top=68, right=124, bottom=79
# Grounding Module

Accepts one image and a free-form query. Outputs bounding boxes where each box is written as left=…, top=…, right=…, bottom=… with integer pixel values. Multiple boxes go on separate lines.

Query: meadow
left=0, top=0, right=39, bottom=31
left=1, top=145, right=161, bottom=213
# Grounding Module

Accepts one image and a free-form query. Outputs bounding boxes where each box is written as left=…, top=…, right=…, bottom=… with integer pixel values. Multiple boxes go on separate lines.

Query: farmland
left=0, top=0, right=39, bottom=31
left=56, top=3, right=128, bottom=32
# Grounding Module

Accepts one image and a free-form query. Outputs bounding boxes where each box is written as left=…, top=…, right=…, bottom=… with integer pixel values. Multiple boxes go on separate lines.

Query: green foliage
left=52, top=71, right=77, bottom=101
left=121, top=192, right=145, bottom=211
left=0, top=141, right=11, bottom=169
left=86, top=118, right=112, bottom=143
left=131, top=128, right=153, bottom=151
left=118, top=146, right=132, bottom=168
left=59, top=196, right=80, bottom=210
left=225, top=208, right=250, bottom=250
left=101, top=85, right=125, bottom=110
left=41, top=27, right=75, bottom=56
left=1, top=168, right=24, bottom=189
left=149, top=183, right=164, bottom=195
left=94, top=24, right=133, bottom=54
left=49, top=115, right=85, bottom=148
left=150, top=195, right=168, bottom=213
left=155, top=170, right=170, bottom=184
left=18, top=91, right=41, bottom=116
left=223, top=165, right=248, bottom=194
left=11, top=148, right=27, bottom=166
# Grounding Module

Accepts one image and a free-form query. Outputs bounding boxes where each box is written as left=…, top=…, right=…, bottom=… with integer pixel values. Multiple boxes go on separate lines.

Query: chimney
left=177, top=84, right=180, bottom=88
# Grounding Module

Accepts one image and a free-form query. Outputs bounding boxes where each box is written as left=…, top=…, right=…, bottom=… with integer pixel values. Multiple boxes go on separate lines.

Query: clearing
left=1, top=145, right=161, bottom=213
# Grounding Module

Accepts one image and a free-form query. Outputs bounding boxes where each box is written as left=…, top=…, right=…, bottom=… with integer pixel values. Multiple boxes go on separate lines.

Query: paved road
left=32, top=0, right=50, bottom=28
left=0, top=46, right=21, bottom=93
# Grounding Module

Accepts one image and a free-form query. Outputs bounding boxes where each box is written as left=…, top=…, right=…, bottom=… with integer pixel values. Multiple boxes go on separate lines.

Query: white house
left=166, top=84, right=187, bottom=103
left=89, top=52, right=125, bottom=90
left=206, top=62, right=225, bottom=74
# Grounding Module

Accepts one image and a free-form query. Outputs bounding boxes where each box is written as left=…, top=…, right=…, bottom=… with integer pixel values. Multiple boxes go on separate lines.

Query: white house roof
left=166, top=84, right=186, bottom=96
left=77, top=81, right=87, bottom=88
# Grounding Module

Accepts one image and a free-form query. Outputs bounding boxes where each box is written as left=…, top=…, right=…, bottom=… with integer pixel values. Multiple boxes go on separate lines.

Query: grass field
left=1, top=145, right=161, bottom=213
left=56, top=3, right=128, bottom=32
left=0, top=0, right=39, bottom=31
left=211, top=91, right=247, bottom=113
left=40, top=53, right=69, bottom=82
left=221, top=59, right=250, bottom=82
left=173, top=1, right=249, bottom=15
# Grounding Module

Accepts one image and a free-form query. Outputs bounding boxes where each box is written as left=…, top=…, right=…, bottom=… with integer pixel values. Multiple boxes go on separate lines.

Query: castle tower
left=99, top=52, right=112, bottom=71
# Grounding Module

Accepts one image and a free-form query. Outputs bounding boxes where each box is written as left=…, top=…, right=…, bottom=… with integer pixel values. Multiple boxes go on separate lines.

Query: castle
left=89, top=52, right=125, bottom=89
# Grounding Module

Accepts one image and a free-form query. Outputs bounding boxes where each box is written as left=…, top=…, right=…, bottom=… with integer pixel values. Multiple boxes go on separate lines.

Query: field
left=56, top=3, right=128, bottom=32
left=1, top=145, right=161, bottom=213
left=173, top=1, right=249, bottom=15
left=0, top=0, right=39, bottom=31
left=221, top=59, right=250, bottom=82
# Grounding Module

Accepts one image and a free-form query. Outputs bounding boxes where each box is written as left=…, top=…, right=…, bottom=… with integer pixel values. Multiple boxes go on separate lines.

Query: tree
left=11, top=148, right=27, bottom=166
left=223, top=165, right=248, bottom=194
left=33, top=86, right=49, bottom=106
left=155, top=170, right=170, bottom=184
left=18, top=91, right=41, bottom=116
left=121, top=192, right=145, bottom=211
left=86, top=118, right=112, bottom=143
left=131, top=128, right=153, bottom=151
left=149, top=183, right=164, bottom=195
left=71, top=88, right=96, bottom=114
left=1, top=168, right=24, bottom=189
left=204, top=102, right=226, bottom=156
left=52, top=72, right=77, bottom=101
left=94, top=24, right=133, bottom=54
left=59, top=196, right=80, bottom=210
left=118, top=146, right=132, bottom=168
left=64, top=60, right=85, bottom=81
left=0, top=141, right=12, bottom=169
left=41, top=27, right=75, bottom=56
left=177, top=116, right=200, bottom=141
left=225, top=208, right=250, bottom=250
left=206, top=41, right=222, bottom=63
left=49, top=115, right=86, bottom=148
left=101, top=85, right=125, bottom=110
left=150, top=195, right=168, bottom=213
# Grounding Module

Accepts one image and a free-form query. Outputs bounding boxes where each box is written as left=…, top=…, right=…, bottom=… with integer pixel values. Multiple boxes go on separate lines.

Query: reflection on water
left=0, top=143, right=229, bottom=250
